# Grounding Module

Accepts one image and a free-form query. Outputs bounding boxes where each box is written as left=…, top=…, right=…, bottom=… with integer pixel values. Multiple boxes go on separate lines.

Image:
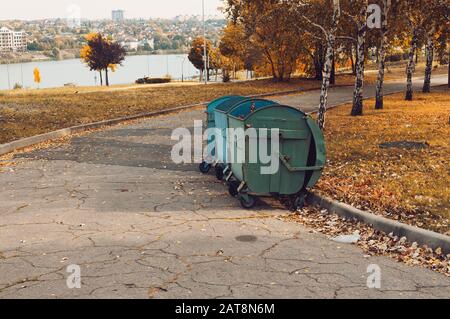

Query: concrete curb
left=0, top=84, right=353, bottom=157
left=0, top=102, right=206, bottom=156
left=307, top=192, right=450, bottom=254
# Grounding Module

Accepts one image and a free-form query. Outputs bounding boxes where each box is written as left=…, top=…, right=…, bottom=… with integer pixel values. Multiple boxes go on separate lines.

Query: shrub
left=135, top=77, right=171, bottom=84
left=222, top=73, right=231, bottom=83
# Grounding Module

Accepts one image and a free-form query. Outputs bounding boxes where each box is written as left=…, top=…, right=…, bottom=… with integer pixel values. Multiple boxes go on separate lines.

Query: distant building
left=120, top=40, right=139, bottom=51
left=112, top=10, right=124, bottom=22
left=0, top=27, right=27, bottom=52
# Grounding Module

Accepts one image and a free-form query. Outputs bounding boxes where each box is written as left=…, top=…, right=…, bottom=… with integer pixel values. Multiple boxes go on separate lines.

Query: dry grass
left=316, top=89, right=450, bottom=234
left=0, top=75, right=365, bottom=145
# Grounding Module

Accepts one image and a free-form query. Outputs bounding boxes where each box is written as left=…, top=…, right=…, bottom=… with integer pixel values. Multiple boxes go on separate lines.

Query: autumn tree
left=219, top=23, right=246, bottom=79
left=374, top=0, right=393, bottom=109
left=80, top=33, right=126, bottom=86
left=188, top=37, right=212, bottom=81
left=421, top=0, right=447, bottom=93
left=401, top=0, right=437, bottom=100
left=339, top=0, right=370, bottom=116
left=293, top=0, right=341, bottom=129
left=434, top=20, right=449, bottom=88
left=80, top=34, right=102, bottom=85
left=209, top=47, right=223, bottom=81
left=226, top=0, right=306, bottom=82
left=33, top=67, right=41, bottom=88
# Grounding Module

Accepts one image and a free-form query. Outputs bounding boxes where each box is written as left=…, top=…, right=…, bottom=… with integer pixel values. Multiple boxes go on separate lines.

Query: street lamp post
left=202, top=0, right=207, bottom=85
left=20, top=62, right=24, bottom=87
left=166, top=55, right=169, bottom=76
left=6, top=59, right=11, bottom=90
left=181, top=57, right=186, bottom=82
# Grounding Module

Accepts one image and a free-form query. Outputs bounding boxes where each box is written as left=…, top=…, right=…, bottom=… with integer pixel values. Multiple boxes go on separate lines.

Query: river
left=0, top=54, right=199, bottom=90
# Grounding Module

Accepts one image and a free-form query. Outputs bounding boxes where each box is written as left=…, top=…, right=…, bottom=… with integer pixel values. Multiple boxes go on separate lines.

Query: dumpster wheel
left=199, top=162, right=212, bottom=174
left=239, top=193, right=257, bottom=209
left=291, top=192, right=307, bottom=211
left=215, top=166, right=224, bottom=181
left=228, top=181, right=240, bottom=197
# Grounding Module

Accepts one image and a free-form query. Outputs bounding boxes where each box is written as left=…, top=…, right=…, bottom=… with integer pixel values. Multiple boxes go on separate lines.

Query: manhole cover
left=235, top=235, right=258, bottom=243
left=379, top=141, right=429, bottom=150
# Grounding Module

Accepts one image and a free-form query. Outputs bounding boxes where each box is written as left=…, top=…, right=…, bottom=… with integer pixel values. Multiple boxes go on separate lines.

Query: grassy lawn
left=316, top=89, right=449, bottom=234
left=0, top=75, right=365, bottom=145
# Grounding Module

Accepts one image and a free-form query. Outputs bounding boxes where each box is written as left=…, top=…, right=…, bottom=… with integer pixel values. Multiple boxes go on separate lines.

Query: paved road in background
left=0, top=77, right=448, bottom=298
left=274, top=74, right=448, bottom=112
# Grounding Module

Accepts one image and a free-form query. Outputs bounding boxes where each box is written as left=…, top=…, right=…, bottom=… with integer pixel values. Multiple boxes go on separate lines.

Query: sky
left=0, top=0, right=225, bottom=20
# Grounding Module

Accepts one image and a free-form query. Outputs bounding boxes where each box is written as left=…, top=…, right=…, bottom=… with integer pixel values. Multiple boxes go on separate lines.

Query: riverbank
left=0, top=48, right=189, bottom=65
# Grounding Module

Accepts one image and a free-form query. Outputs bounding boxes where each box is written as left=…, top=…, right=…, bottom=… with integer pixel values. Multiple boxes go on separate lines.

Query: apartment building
left=112, top=10, right=124, bottom=22
left=0, top=27, right=27, bottom=52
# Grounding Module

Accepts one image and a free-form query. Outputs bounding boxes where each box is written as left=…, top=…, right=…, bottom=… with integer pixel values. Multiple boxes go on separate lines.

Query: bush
left=222, top=73, right=231, bottom=83
left=13, top=83, right=23, bottom=90
left=135, top=77, right=171, bottom=84
left=386, top=53, right=409, bottom=62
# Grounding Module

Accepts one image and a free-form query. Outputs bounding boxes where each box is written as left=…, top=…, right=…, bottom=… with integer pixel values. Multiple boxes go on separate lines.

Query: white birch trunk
left=405, top=28, right=418, bottom=101
left=351, top=23, right=367, bottom=116
left=317, top=0, right=340, bottom=130
left=423, top=27, right=435, bottom=93
left=375, top=0, right=391, bottom=109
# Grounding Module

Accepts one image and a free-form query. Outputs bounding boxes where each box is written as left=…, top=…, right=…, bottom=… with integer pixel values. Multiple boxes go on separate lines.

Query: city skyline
left=0, top=0, right=225, bottom=21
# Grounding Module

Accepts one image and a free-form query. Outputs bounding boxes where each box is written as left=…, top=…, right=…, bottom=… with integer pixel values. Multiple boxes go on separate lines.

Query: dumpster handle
left=279, top=154, right=324, bottom=172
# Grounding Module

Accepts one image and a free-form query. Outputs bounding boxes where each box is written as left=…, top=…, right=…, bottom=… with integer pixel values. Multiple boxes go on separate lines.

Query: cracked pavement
left=0, top=78, right=449, bottom=299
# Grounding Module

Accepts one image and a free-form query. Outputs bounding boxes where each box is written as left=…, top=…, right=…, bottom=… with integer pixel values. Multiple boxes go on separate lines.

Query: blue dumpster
left=199, top=96, right=244, bottom=173
left=213, top=98, right=278, bottom=180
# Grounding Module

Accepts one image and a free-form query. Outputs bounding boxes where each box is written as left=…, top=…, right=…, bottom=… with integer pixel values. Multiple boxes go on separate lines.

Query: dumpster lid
left=215, top=96, right=248, bottom=113
left=228, top=104, right=306, bottom=121
left=207, top=96, right=242, bottom=113
left=228, top=99, right=278, bottom=119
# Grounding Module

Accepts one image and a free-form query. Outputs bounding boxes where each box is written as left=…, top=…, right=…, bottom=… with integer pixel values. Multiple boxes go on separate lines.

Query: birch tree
left=422, top=0, right=447, bottom=93
left=402, top=0, right=435, bottom=100
left=342, top=0, right=369, bottom=116
left=404, top=25, right=418, bottom=101
left=294, top=0, right=341, bottom=130
left=317, top=1, right=341, bottom=129
left=374, top=0, right=392, bottom=109
left=422, top=26, right=435, bottom=93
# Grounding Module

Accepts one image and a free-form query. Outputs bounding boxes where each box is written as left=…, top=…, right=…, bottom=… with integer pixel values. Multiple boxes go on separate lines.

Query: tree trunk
left=330, top=52, right=336, bottom=85
left=313, top=44, right=325, bottom=81
left=99, top=71, right=103, bottom=86
left=375, top=33, right=387, bottom=109
left=317, top=36, right=335, bottom=130
left=349, top=48, right=355, bottom=75
left=422, top=28, right=434, bottom=93
left=375, top=0, right=390, bottom=110
left=351, top=44, right=357, bottom=75
left=405, top=28, right=418, bottom=101
left=105, top=68, right=109, bottom=86
left=265, top=49, right=277, bottom=81
left=317, top=1, right=340, bottom=130
left=351, top=24, right=367, bottom=116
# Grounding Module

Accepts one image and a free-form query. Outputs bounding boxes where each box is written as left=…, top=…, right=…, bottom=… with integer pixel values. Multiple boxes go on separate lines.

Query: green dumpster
left=227, top=104, right=326, bottom=209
